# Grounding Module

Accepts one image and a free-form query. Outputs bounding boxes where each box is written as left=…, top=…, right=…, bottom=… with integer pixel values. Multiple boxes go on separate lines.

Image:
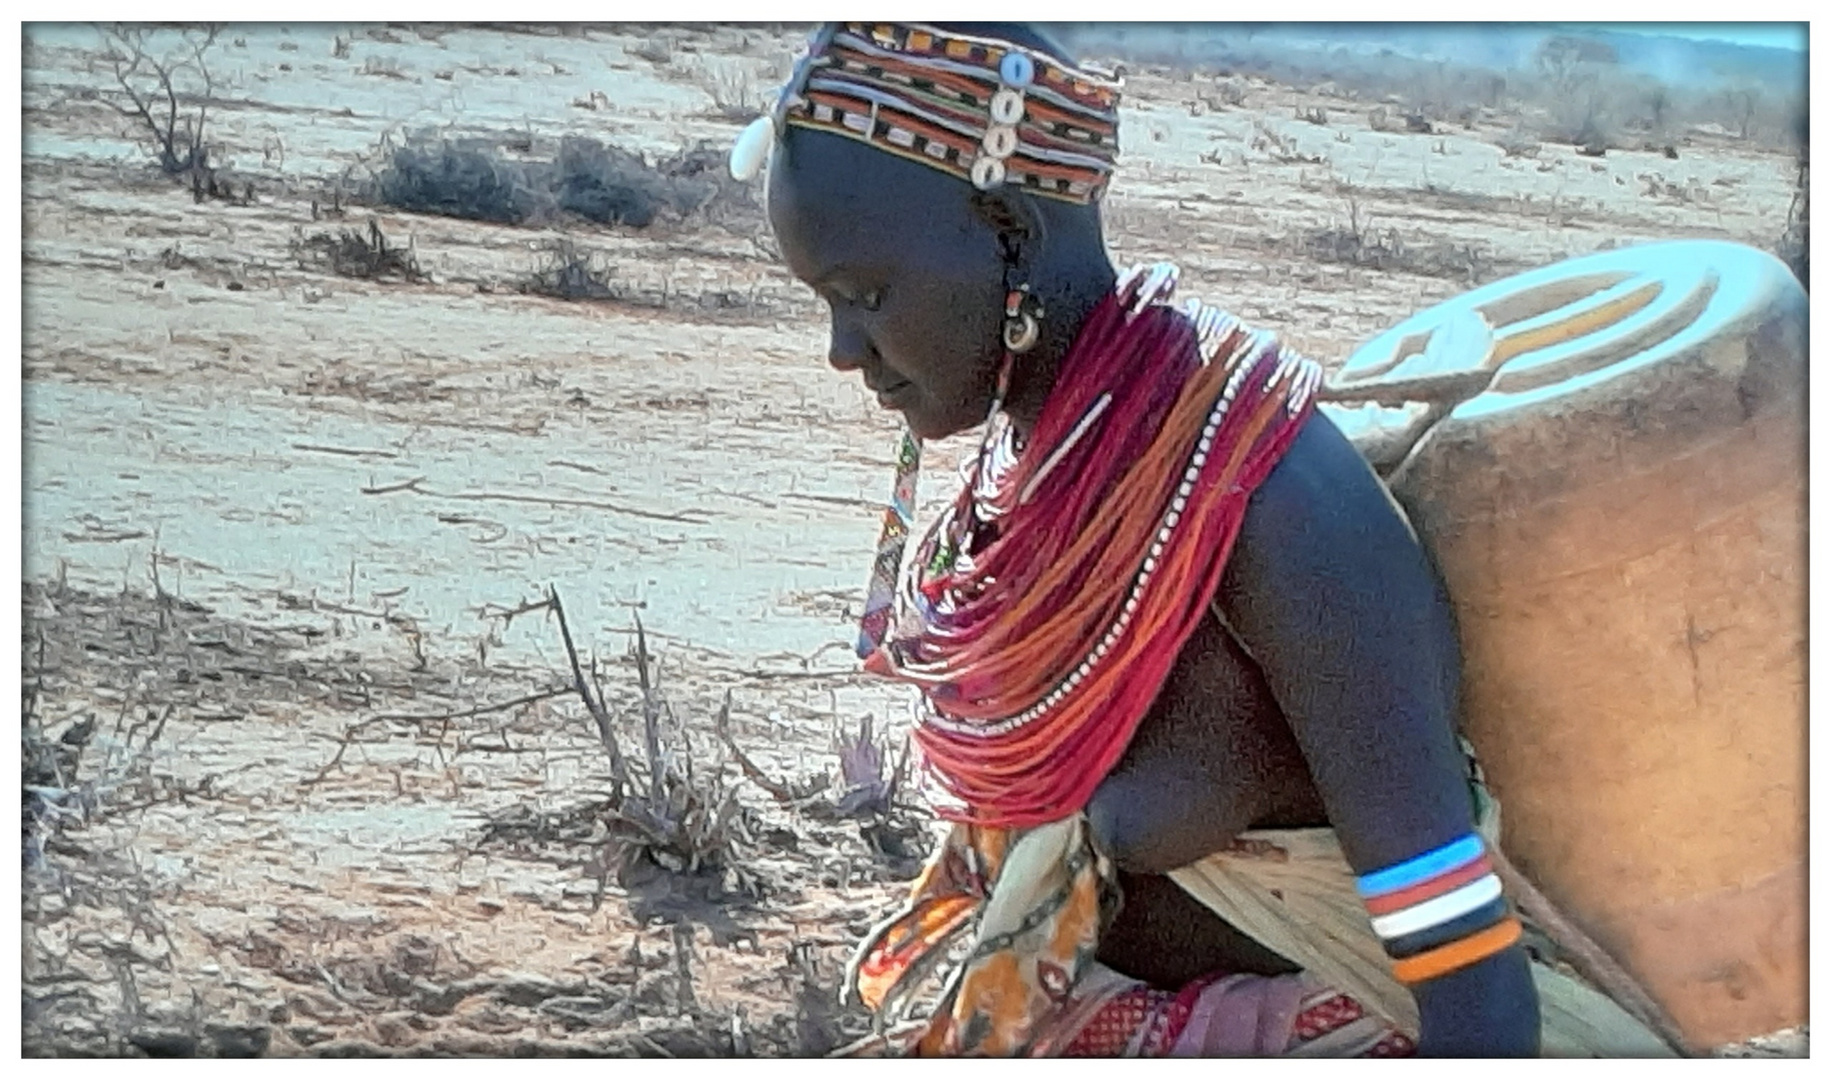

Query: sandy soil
left=20, top=23, right=1805, bottom=1057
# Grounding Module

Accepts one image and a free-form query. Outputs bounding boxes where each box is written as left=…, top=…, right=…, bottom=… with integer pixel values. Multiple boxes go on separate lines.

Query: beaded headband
left=729, top=23, right=1123, bottom=205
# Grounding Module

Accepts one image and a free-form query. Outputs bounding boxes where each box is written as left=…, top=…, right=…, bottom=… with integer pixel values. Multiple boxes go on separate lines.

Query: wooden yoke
left=1318, top=241, right=1807, bottom=1048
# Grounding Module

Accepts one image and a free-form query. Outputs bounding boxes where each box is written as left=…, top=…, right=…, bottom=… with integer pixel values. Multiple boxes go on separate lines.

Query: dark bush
left=367, top=130, right=758, bottom=232
left=296, top=219, right=424, bottom=282
left=373, top=135, right=539, bottom=225
left=553, top=137, right=664, bottom=227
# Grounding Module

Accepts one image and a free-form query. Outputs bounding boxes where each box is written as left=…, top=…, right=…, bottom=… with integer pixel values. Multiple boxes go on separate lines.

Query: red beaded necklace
left=861, top=264, right=1321, bottom=827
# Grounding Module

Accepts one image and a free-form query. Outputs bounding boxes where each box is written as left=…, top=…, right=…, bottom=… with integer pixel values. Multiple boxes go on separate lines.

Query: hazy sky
left=1579, top=23, right=1807, bottom=51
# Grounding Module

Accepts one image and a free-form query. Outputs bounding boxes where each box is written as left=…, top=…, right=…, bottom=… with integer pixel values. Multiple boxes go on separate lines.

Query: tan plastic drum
left=1319, top=241, right=1806, bottom=1048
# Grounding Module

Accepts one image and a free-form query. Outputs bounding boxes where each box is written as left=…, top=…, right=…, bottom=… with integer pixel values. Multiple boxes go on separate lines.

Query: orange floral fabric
left=845, top=817, right=1113, bottom=1056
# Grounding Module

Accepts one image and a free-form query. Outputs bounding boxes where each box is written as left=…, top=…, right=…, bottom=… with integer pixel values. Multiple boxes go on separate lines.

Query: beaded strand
left=862, top=263, right=1322, bottom=825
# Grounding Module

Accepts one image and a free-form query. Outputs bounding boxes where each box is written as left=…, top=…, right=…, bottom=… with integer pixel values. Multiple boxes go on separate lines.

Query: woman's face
left=767, top=129, right=1010, bottom=441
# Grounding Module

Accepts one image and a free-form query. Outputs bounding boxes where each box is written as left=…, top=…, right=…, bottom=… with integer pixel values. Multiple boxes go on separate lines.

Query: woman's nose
left=828, top=314, right=870, bottom=372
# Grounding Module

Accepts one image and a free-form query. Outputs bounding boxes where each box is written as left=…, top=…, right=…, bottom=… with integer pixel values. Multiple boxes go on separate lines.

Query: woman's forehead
left=770, top=135, right=962, bottom=270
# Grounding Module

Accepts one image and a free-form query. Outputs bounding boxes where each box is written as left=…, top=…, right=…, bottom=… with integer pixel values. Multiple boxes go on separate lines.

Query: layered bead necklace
left=857, top=264, right=1322, bottom=828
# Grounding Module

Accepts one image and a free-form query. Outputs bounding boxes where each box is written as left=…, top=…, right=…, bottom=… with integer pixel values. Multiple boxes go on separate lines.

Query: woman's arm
left=1219, top=414, right=1537, bottom=1056
left=1095, top=413, right=1540, bottom=1055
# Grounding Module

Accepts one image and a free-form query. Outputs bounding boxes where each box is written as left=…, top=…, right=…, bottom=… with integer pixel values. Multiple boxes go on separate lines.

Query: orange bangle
left=1391, top=917, right=1523, bottom=985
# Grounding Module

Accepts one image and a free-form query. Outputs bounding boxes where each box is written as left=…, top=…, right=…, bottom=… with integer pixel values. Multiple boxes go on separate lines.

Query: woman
left=731, top=22, right=1539, bottom=1056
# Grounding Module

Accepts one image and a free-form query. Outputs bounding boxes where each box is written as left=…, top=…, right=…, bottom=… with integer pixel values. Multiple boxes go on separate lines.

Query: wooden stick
left=1489, top=845, right=1694, bottom=1056
left=548, top=585, right=628, bottom=796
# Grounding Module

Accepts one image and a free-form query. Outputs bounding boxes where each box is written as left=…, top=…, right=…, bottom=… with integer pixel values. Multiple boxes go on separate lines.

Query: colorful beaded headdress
left=729, top=23, right=1123, bottom=204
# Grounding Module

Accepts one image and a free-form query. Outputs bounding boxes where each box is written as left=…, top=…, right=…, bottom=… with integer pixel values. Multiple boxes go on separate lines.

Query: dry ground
left=20, top=22, right=1805, bottom=1056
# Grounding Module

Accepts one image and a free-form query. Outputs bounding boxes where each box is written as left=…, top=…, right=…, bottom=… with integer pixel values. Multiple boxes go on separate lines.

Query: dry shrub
left=522, top=238, right=614, bottom=301
left=368, top=132, right=538, bottom=224
left=96, top=23, right=247, bottom=203
left=1207, top=76, right=1248, bottom=109
left=1493, top=125, right=1542, bottom=159
left=295, top=219, right=423, bottom=281
left=1292, top=187, right=1496, bottom=286
left=630, top=35, right=674, bottom=66
left=700, top=59, right=767, bottom=120
left=1777, top=158, right=1807, bottom=288
left=517, top=236, right=801, bottom=319
left=21, top=579, right=226, bottom=1055
left=366, top=129, right=757, bottom=232
left=541, top=593, right=764, bottom=906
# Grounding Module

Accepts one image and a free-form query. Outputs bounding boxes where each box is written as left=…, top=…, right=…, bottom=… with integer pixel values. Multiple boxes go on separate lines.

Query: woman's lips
left=874, top=379, right=913, bottom=409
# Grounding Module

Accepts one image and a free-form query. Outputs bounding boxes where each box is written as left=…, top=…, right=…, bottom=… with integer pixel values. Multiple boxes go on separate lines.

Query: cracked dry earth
left=22, top=579, right=924, bottom=1057
left=21, top=22, right=1804, bottom=1057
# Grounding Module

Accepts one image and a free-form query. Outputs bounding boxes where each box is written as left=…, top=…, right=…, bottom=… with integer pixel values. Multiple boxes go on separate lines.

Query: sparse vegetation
left=365, top=130, right=758, bottom=232
left=1493, top=125, right=1543, bottom=159
left=701, top=59, right=767, bottom=121
left=1290, top=184, right=1498, bottom=286
left=1207, top=76, right=1249, bottom=110
left=1249, top=118, right=1326, bottom=165
left=97, top=23, right=233, bottom=201
left=517, top=236, right=800, bottom=319
left=522, top=238, right=615, bottom=300
left=295, top=219, right=424, bottom=282
left=1059, top=25, right=1805, bottom=156
left=1777, top=157, right=1808, bottom=288
left=630, top=35, right=674, bottom=66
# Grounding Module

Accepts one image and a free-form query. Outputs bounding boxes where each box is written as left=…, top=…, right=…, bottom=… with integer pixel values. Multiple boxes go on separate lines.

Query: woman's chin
left=887, top=389, right=993, bottom=442
left=904, top=409, right=972, bottom=443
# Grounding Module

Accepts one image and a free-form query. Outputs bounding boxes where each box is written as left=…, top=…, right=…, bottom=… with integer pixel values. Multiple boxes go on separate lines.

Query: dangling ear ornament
left=1002, top=286, right=1042, bottom=354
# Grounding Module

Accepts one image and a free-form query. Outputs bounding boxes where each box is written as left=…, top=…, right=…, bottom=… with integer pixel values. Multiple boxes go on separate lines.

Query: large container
left=1318, top=241, right=1807, bottom=1048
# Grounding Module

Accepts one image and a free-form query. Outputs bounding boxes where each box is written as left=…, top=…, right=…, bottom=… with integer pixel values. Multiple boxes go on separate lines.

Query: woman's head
left=760, top=23, right=1121, bottom=440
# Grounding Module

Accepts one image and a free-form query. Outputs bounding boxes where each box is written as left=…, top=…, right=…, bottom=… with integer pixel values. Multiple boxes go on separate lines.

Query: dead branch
left=290, top=442, right=401, bottom=460
left=358, top=476, right=427, bottom=496
left=548, top=585, right=629, bottom=796
left=633, top=612, right=666, bottom=807
left=371, top=686, right=572, bottom=727
left=360, top=477, right=707, bottom=524
left=630, top=1032, right=676, bottom=1058
left=476, top=595, right=554, bottom=627
left=545, top=458, right=610, bottom=475
left=714, top=693, right=831, bottom=805
left=302, top=686, right=571, bottom=786
left=672, top=921, right=698, bottom=1014
left=98, top=24, right=221, bottom=186
left=777, top=491, right=878, bottom=512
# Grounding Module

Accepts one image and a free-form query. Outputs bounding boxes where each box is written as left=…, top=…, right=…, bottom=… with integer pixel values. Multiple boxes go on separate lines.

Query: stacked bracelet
left=1356, top=833, right=1521, bottom=985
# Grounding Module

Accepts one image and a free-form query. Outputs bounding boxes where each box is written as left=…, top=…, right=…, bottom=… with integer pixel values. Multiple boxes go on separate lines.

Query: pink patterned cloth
left=1035, top=963, right=1417, bottom=1058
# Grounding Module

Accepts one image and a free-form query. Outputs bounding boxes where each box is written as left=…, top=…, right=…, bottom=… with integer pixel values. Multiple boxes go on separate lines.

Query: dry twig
left=714, top=694, right=831, bottom=805
left=548, top=586, right=629, bottom=797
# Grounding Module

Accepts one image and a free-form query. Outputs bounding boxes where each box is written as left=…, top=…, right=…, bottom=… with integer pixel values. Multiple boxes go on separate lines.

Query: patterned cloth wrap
left=841, top=816, right=1416, bottom=1057
left=841, top=760, right=1673, bottom=1057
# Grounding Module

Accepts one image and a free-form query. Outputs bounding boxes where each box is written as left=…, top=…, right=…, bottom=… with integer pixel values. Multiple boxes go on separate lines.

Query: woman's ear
left=970, top=186, right=1048, bottom=265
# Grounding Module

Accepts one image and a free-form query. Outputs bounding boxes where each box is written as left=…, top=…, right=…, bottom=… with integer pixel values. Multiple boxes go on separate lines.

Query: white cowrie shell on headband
left=971, top=154, right=1007, bottom=190
left=981, top=123, right=1018, bottom=159
left=729, top=114, right=775, bottom=181
left=989, top=86, right=1025, bottom=126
